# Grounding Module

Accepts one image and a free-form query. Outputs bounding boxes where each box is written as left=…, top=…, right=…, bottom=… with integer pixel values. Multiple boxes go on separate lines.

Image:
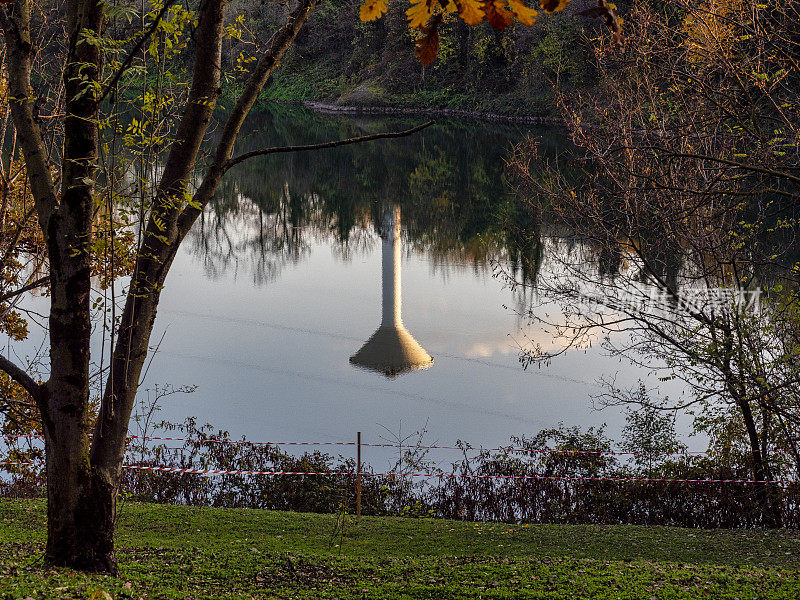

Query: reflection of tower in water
left=350, top=205, right=434, bottom=377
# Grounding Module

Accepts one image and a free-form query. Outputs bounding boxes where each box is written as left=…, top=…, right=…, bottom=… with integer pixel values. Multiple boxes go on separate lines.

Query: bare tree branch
left=223, top=120, right=436, bottom=172
left=0, top=206, right=37, bottom=270
left=0, top=276, right=50, bottom=303
left=0, top=1, right=59, bottom=225
left=660, top=150, right=800, bottom=188
left=0, top=354, right=41, bottom=401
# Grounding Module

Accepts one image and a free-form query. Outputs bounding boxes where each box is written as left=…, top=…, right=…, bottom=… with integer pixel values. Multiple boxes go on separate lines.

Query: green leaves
left=103, top=1, right=139, bottom=24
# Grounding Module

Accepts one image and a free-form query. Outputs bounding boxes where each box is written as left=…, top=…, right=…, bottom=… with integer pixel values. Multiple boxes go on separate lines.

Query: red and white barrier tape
left=0, top=433, right=355, bottom=447
left=1, top=461, right=795, bottom=485
left=3, top=433, right=790, bottom=458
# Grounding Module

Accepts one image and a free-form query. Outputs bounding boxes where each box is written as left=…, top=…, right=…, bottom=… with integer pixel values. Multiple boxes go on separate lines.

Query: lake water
left=12, top=106, right=690, bottom=468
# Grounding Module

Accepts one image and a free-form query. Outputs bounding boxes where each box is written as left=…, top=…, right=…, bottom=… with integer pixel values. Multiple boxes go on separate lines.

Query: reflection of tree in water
left=187, top=106, right=564, bottom=285
left=186, top=182, right=312, bottom=285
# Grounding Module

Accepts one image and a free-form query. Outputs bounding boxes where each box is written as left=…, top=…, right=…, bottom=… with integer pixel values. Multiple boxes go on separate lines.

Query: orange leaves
left=357, top=0, right=546, bottom=32
left=358, top=0, right=543, bottom=32
left=540, top=0, right=569, bottom=12
left=405, top=0, right=441, bottom=66
left=410, top=0, right=540, bottom=32
left=359, top=0, right=389, bottom=21
left=415, top=30, right=440, bottom=65
left=456, top=0, right=485, bottom=25
left=484, top=0, right=515, bottom=30
left=356, top=0, right=615, bottom=64
left=415, top=14, right=443, bottom=65
left=578, top=1, right=623, bottom=45
left=508, top=0, right=538, bottom=25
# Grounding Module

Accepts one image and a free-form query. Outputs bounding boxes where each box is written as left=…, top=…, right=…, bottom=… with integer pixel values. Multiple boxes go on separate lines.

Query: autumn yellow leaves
left=359, top=0, right=389, bottom=21
left=360, top=0, right=568, bottom=28
left=359, top=0, right=571, bottom=65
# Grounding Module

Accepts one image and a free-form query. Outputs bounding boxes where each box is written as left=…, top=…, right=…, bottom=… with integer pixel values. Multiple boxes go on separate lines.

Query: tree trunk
left=44, top=431, right=118, bottom=573
left=42, top=0, right=107, bottom=571
left=737, top=398, right=783, bottom=527
left=43, top=250, right=115, bottom=570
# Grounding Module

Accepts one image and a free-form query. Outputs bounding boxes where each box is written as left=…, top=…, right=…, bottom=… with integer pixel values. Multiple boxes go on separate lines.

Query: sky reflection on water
left=10, top=107, right=692, bottom=469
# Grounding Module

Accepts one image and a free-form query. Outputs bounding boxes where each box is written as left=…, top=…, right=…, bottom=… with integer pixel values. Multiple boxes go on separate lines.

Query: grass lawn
left=1, top=498, right=800, bottom=599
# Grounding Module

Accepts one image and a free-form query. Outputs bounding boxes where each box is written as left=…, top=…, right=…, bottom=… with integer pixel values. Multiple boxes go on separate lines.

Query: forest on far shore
left=223, top=0, right=610, bottom=114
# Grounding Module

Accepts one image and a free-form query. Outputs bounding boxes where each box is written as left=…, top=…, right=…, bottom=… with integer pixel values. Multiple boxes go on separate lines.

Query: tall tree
left=0, top=0, right=622, bottom=575
left=509, top=0, right=800, bottom=524
left=1, top=0, right=328, bottom=573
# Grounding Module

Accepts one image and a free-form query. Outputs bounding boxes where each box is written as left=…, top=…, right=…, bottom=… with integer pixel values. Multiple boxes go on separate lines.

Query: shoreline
left=297, top=100, right=564, bottom=125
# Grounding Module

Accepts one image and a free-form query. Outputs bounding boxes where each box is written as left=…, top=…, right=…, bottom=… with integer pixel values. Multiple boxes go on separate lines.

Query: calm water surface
left=17, top=107, right=690, bottom=467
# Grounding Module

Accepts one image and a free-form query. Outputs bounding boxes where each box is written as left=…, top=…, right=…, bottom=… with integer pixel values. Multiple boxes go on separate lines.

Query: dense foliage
left=509, top=0, right=800, bottom=523
left=5, top=413, right=799, bottom=528
left=357, top=0, right=620, bottom=66
left=225, top=0, right=619, bottom=114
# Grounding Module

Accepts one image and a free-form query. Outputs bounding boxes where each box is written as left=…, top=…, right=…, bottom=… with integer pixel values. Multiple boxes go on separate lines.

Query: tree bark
left=42, top=0, right=108, bottom=570
left=43, top=418, right=118, bottom=573
left=737, top=398, right=782, bottom=527
left=720, top=327, right=782, bottom=527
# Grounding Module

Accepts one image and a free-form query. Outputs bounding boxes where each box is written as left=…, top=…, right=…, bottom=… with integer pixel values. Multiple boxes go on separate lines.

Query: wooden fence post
left=356, top=431, right=362, bottom=519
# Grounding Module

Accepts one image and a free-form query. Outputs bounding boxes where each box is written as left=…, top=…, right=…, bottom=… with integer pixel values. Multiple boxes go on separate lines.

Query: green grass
left=2, top=499, right=800, bottom=599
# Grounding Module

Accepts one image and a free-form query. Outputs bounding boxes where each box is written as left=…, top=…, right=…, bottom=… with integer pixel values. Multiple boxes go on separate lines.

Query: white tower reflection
left=350, top=205, right=434, bottom=377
